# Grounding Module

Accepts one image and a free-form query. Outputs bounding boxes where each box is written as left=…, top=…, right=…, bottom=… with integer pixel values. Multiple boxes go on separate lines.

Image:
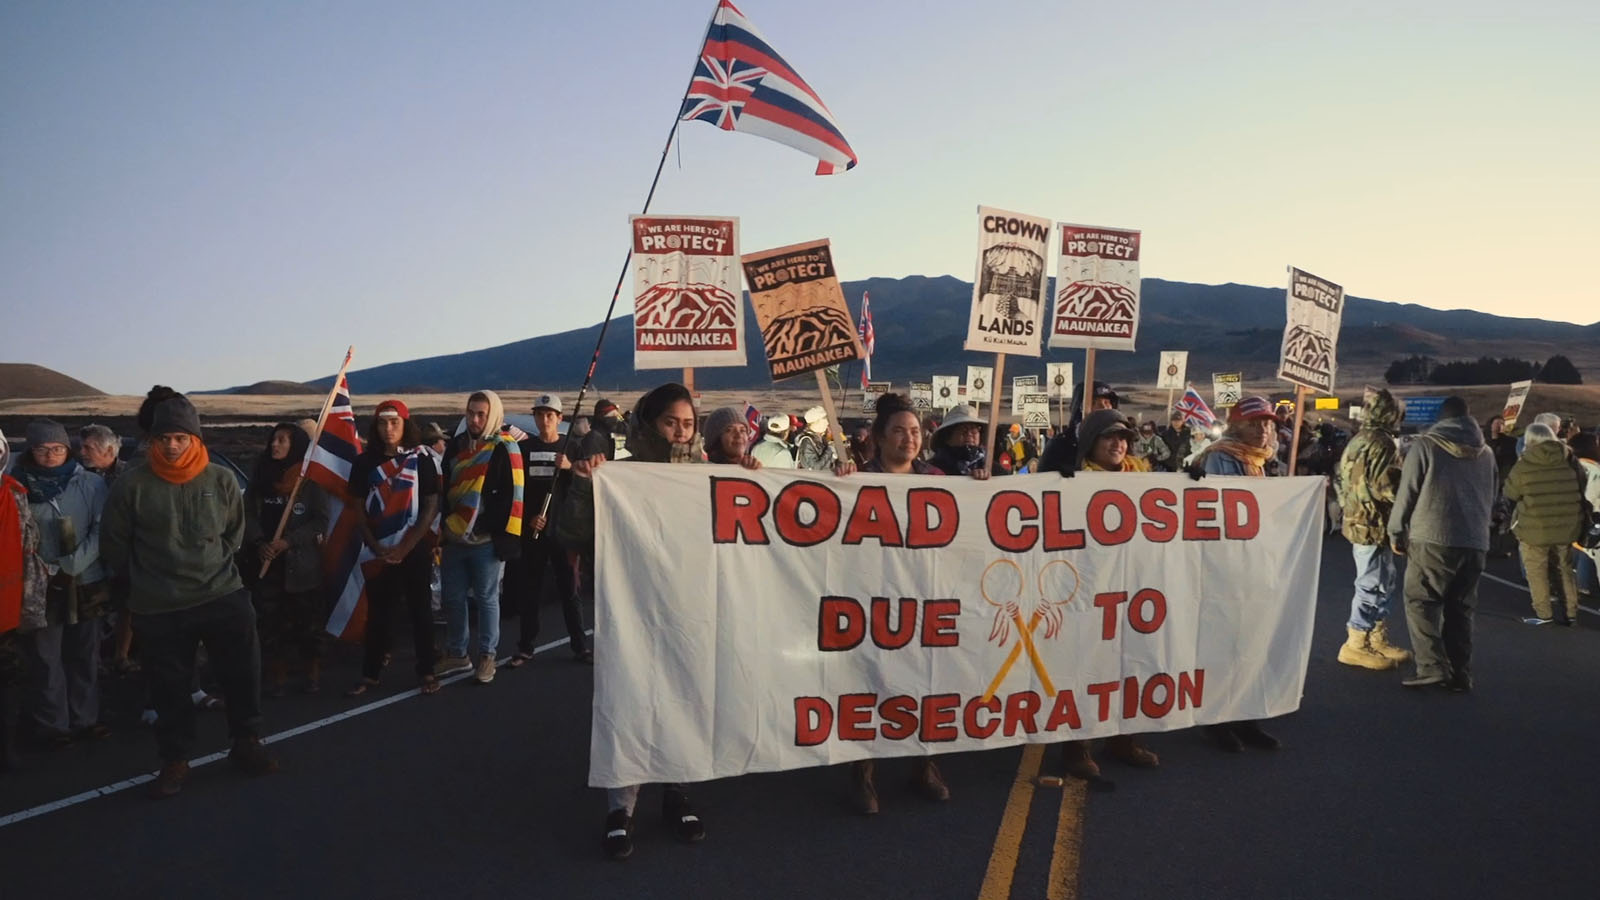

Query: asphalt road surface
left=3, top=532, right=1597, bottom=900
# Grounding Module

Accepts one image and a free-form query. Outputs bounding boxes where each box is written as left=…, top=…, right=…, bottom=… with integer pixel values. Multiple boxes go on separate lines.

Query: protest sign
left=1277, top=267, right=1343, bottom=393
left=967, top=366, right=993, bottom=401
left=1046, top=363, right=1074, bottom=399
left=1502, top=380, right=1533, bottom=428
left=1022, top=393, right=1051, bottom=429
left=1156, top=352, right=1188, bottom=390
left=910, top=382, right=934, bottom=412
left=590, top=466, right=1326, bottom=787
left=741, top=239, right=863, bottom=381
left=964, top=207, right=1050, bottom=357
left=1049, top=223, right=1142, bottom=351
left=932, top=376, right=960, bottom=411
left=862, top=381, right=891, bottom=414
left=1212, top=374, right=1243, bottom=409
left=631, top=215, right=745, bottom=370
left=1011, top=375, right=1039, bottom=416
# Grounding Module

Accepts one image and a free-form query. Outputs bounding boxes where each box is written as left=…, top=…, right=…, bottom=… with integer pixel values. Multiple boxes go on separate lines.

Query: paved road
left=4, top=533, right=1597, bottom=900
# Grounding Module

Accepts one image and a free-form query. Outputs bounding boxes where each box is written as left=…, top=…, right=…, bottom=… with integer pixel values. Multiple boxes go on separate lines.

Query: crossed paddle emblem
left=979, top=559, right=1081, bottom=702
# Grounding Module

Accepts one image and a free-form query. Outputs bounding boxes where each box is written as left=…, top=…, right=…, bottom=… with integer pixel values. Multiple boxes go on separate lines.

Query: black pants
left=1403, top=541, right=1482, bottom=680
left=135, top=589, right=263, bottom=764
left=362, top=550, right=437, bottom=679
left=514, top=535, right=583, bottom=653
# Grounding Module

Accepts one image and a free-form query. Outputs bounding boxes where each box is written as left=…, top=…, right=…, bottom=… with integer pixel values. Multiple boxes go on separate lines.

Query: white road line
left=0, top=633, right=590, bottom=830
left=1480, top=572, right=1599, bottom=616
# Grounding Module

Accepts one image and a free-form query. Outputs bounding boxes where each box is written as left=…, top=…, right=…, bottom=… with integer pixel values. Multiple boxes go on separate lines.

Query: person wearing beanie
left=1056, top=408, right=1160, bottom=783
left=1390, top=396, right=1497, bottom=691
left=345, top=401, right=443, bottom=696
left=1039, top=381, right=1120, bottom=475
left=750, top=415, right=796, bottom=469
left=702, top=406, right=761, bottom=468
left=101, top=395, right=278, bottom=795
left=13, top=419, right=111, bottom=748
left=242, top=423, right=329, bottom=696
left=1504, top=422, right=1586, bottom=625
left=506, top=394, right=590, bottom=668
left=1333, top=389, right=1412, bottom=670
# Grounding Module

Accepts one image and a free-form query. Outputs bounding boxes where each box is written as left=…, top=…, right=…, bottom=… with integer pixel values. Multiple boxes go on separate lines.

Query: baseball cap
left=532, top=394, right=563, bottom=415
left=376, top=399, right=409, bottom=420
left=594, top=398, right=619, bottom=418
left=1233, top=396, right=1276, bottom=421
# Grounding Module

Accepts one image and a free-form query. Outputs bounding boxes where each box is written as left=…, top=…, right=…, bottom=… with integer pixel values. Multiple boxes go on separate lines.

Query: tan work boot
left=474, top=652, right=497, bottom=684
left=1366, top=621, right=1413, bottom=663
left=1337, top=626, right=1396, bottom=670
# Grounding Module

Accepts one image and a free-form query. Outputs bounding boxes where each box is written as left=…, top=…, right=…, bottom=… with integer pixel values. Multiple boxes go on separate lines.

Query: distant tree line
left=1384, top=354, right=1582, bottom=386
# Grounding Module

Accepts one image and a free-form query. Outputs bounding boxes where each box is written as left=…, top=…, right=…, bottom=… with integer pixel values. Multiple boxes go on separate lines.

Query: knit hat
left=25, top=419, right=70, bottom=449
left=1524, top=423, right=1558, bottom=446
left=376, top=399, right=410, bottom=420
left=1077, top=409, right=1137, bottom=467
left=594, top=398, right=620, bottom=419
left=1232, top=396, right=1276, bottom=421
left=704, top=406, right=745, bottom=441
left=150, top=396, right=204, bottom=438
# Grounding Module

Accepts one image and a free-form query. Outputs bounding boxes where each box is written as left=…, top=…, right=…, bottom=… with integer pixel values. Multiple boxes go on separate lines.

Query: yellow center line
left=1046, top=778, right=1087, bottom=900
left=978, top=744, right=1043, bottom=900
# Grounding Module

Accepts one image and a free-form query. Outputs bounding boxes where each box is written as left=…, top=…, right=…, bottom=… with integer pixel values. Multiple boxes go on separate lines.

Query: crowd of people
left=1, top=379, right=1596, bottom=860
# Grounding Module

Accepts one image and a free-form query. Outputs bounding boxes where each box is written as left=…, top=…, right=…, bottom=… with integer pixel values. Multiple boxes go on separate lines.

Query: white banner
left=1277, top=267, right=1343, bottom=393
left=1156, top=351, right=1188, bottom=390
left=590, top=466, right=1326, bottom=787
left=1049, top=223, right=1142, bottom=351
left=630, top=215, right=745, bottom=369
left=1501, top=379, right=1534, bottom=429
left=1011, top=375, right=1039, bottom=416
left=966, top=366, right=994, bottom=405
left=1212, top=373, right=1243, bottom=409
left=932, top=376, right=960, bottom=410
left=964, top=206, right=1050, bottom=356
left=1047, top=362, right=1074, bottom=400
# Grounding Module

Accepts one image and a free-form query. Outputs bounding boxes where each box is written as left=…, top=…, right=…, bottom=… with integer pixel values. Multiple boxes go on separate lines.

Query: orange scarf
left=148, top=440, right=211, bottom=484
left=1082, top=456, right=1151, bottom=473
left=0, top=476, right=24, bottom=633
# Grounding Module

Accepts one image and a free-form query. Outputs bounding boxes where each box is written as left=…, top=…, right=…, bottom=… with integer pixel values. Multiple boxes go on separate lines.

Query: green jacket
left=1336, top=391, right=1402, bottom=545
left=101, top=462, right=245, bottom=615
left=1503, top=441, right=1585, bottom=546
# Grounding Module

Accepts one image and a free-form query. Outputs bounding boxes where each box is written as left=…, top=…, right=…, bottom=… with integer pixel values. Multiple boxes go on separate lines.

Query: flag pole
left=261, top=346, right=354, bottom=578
left=530, top=4, right=721, bottom=537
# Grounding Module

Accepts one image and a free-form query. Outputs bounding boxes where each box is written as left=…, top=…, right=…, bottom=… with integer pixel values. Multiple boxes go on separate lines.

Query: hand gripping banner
left=590, top=467, right=1325, bottom=788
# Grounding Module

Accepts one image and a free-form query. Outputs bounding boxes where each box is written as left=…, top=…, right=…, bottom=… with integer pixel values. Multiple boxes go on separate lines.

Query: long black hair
left=251, top=422, right=310, bottom=493
left=365, top=416, right=421, bottom=451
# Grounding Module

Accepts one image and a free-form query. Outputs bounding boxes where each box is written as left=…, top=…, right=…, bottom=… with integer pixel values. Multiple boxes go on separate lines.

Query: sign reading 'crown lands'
left=630, top=215, right=745, bottom=370
left=741, top=239, right=864, bottom=381
left=1050, top=224, right=1142, bottom=351
left=1276, top=267, right=1344, bottom=393
left=964, top=206, right=1050, bottom=357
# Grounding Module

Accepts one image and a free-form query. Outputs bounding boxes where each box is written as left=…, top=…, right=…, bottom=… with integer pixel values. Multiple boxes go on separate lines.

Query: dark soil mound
left=0, top=364, right=105, bottom=400
left=230, top=380, right=321, bottom=395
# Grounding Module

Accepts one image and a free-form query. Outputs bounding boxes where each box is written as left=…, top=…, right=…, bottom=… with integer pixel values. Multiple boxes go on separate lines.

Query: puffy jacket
left=1336, top=389, right=1402, bottom=545
left=1503, top=441, right=1585, bottom=546
left=243, top=479, right=330, bottom=593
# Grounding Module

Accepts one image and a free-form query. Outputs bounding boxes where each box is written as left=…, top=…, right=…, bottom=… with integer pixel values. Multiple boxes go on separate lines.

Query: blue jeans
left=1349, top=542, right=1399, bottom=630
left=1575, top=548, right=1598, bottom=596
left=440, top=541, right=505, bottom=658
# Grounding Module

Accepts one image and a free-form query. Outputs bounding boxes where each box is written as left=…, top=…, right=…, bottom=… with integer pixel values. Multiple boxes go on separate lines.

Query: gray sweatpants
left=23, top=617, right=102, bottom=733
left=1402, top=541, right=1483, bottom=680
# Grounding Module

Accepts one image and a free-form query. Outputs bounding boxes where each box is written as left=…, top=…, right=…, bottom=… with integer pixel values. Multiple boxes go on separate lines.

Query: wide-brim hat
left=933, top=405, right=986, bottom=437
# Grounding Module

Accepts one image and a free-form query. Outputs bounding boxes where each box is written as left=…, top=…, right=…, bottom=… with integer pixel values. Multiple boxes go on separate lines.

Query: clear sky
left=3, top=0, right=1596, bottom=394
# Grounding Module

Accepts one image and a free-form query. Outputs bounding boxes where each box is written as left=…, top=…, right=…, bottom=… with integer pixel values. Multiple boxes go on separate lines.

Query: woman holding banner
left=702, top=407, right=762, bottom=469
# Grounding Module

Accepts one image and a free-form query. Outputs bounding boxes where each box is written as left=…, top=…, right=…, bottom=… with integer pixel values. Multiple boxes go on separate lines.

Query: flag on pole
left=680, top=0, right=858, bottom=175
left=303, top=375, right=362, bottom=501
left=857, top=291, right=875, bottom=389
left=1175, top=385, right=1217, bottom=429
left=743, top=402, right=762, bottom=451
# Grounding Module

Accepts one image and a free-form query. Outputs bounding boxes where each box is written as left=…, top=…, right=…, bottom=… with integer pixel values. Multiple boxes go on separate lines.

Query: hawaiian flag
left=303, top=374, right=362, bottom=502
left=680, top=0, right=858, bottom=175
left=857, top=291, right=874, bottom=389
left=325, top=452, right=423, bottom=641
left=743, top=402, right=762, bottom=449
left=1175, top=385, right=1217, bottom=429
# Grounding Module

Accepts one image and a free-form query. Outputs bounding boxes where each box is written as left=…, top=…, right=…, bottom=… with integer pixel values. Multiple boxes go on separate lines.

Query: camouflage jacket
left=1337, top=425, right=1401, bottom=545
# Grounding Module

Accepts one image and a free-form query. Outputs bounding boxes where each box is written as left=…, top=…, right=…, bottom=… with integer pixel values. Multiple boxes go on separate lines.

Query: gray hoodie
left=1388, top=416, right=1497, bottom=551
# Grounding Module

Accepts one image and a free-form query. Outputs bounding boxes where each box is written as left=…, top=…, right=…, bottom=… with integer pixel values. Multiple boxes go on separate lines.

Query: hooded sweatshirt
left=1388, top=416, right=1497, bottom=551
left=442, top=390, right=523, bottom=558
left=1336, top=389, right=1402, bottom=545
left=1503, top=439, right=1585, bottom=546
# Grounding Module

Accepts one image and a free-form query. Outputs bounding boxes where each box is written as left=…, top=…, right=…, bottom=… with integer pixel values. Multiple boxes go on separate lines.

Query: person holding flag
left=857, top=291, right=874, bottom=389
left=243, top=423, right=329, bottom=697
left=344, top=401, right=442, bottom=697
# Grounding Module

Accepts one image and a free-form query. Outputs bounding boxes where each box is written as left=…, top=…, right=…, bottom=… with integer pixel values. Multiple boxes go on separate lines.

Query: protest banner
left=1047, top=362, right=1074, bottom=427
left=966, top=365, right=993, bottom=414
left=742, top=238, right=863, bottom=461
left=1049, top=224, right=1142, bottom=352
left=1212, top=373, right=1243, bottom=409
left=1011, top=375, right=1039, bottom=416
left=589, top=466, right=1326, bottom=787
left=966, top=207, right=1050, bottom=457
left=862, top=381, right=891, bottom=415
left=1157, top=351, right=1188, bottom=414
left=1278, top=267, right=1344, bottom=471
left=630, top=216, right=744, bottom=375
left=910, top=382, right=934, bottom=412
left=932, top=376, right=960, bottom=411
left=1502, top=380, right=1534, bottom=428
left=1022, top=393, right=1051, bottom=430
